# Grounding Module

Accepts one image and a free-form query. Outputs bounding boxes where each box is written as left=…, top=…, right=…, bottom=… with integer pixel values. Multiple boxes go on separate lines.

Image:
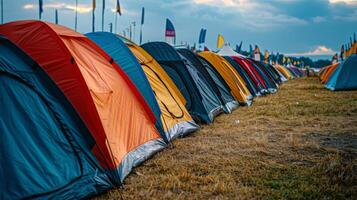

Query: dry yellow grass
left=95, top=77, right=357, bottom=200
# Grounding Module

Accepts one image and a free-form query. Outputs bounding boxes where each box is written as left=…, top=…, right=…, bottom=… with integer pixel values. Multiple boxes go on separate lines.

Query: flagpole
left=139, top=25, right=143, bottom=45
left=55, top=9, right=58, bottom=24
left=39, top=0, right=43, bottom=20
left=75, top=0, right=78, bottom=31
left=1, top=0, right=3, bottom=24
left=140, top=7, right=144, bottom=45
left=115, top=13, right=118, bottom=34
left=102, top=0, right=105, bottom=31
left=92, top=0, right=95, bottom=32
left=132, top=22, right=136, bottom=43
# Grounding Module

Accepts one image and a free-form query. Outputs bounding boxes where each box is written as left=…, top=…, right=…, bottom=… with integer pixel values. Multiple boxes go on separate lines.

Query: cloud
left=286, top=45, right=337, bottom=56
left=333, top=10, right=357, bottom=21
left=312, top=16, right=327, bottom=23
left=23, top=3, right=92, bottom=13
left=329, top=0, right=357, bottom=6
left=191, top=0, right=307, bottom=30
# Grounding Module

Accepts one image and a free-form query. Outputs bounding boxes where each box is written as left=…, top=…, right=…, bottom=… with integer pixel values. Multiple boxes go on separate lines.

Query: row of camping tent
left=319, top=54, right=357, bottom=91
left=0, top=20, right=305, bottom=199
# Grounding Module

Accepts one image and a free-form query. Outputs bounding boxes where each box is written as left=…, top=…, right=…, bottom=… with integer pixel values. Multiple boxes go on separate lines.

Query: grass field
left=96, top=77, right=357, bottom=200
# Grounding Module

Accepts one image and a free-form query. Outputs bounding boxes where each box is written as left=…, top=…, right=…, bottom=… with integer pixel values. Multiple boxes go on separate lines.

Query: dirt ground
left=96, top=77, right=357, bottom=200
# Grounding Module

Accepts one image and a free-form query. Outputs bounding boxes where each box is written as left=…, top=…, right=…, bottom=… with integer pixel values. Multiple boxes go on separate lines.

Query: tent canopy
left=142, top=42, right=223, bottom=123
left=177, top=48, right=238, bottom=113
left=85, top=32, right=166, bottom=141
left=0, top=20, right=164, bottom=184
left=326, top=54, right=357, bottom=91
left=0, top=36, right=112, bottom=199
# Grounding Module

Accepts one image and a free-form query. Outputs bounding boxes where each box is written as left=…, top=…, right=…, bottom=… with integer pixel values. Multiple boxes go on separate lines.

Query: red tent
left=232, top=56, right=267, bottom=89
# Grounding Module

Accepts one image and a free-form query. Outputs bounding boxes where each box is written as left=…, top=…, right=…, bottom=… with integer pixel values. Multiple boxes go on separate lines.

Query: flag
left=39, top=0, right=43, bottom=20
left=116, top=0, right=121, bottom=15
left=92, top=0, right=96, bottom=32
left=264, top=50, right=269, bottom=63
left=102, top=0, right=105, bottom=31
left=55, top=9, right=58, bottom=24
left=1, top=0, right=4, bottom=24
left=236, top=41, right=243, bottom=53
left=282, top=57, right=286, bottom=64
left=198, top=28, right=207, bottom=44
left=204, top=46, right=209, bottom=51
left=140, top=7, right=145, bottom=44
left=165, top=18, right=176, bottom=45
left=254, top=45, right=261, bottom=61
left=217, top=34, right=224, bottom=49
left=249, top=44, right=253, bottom=58
left=141, top=7, right=145, bottom=25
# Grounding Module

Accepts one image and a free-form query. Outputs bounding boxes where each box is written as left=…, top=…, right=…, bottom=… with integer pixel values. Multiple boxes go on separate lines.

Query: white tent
left=217, top=44, right=246, bottom=58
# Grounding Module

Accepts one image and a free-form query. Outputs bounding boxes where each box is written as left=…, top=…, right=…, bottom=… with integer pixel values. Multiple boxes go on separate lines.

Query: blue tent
left=86, top=32, right=198, bottom=141
left=177, top=48, right=239, bottom=112
left=223, top=56, right=261, bottom=97
left=326, top=55, right=357, bottom=91
left=0, top=36, right=112, bottom=199
left=142, top=42, right=223, bottom=123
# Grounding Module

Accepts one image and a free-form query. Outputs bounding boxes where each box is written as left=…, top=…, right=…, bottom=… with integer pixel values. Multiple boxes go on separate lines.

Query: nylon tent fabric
left=142, top=42, right=223, bottom=124
left=271, top=64, right=288, bottom=82
left=320, top=63, right=339, bottom=84
left=178, top=52, right=224, bottom=120
left=86, top=32, right=199, bottom=141
left=177, top=48, right=239, bottom=112
left=198, top=51, right=253, bottom=105
left=275, top=64, right=293, bottom=80
left=231, top=56, right=268, bottom=94
left=224, top=56, right=262, bottom=96
left=325, top=54, right=357, bottom=91
left=223, top=56, right=260, bottom=97
left=0, top=36, right=112, bottom=199
left=217, top=44, right=246, bottom=58
left=247, top=59, right=278, bottom=93
left=85, top=32, right=166, bottom=142
left=197, top=56, right=240, bottom=111
left=0, top=20, right=165, bottom=184
left=125, top=41, right=200, bottom=139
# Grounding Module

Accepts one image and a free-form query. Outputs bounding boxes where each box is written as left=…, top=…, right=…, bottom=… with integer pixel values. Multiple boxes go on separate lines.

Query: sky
left=1, top=0, right=356, bottom=59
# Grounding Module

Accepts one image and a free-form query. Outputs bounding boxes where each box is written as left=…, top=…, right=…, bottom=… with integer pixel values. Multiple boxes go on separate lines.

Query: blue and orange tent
left=326, top=54, right=357, bottom=91
left=0, top=20, right=165, bottom=184
left=86, top=32, right=199, bottom=140
left=0, top=36, right=112, bottom=199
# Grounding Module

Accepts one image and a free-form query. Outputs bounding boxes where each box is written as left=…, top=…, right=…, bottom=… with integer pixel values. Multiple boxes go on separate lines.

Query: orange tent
left=320, top=63, right=339, bottom=84
left=0, top=20, right=165, bottom=184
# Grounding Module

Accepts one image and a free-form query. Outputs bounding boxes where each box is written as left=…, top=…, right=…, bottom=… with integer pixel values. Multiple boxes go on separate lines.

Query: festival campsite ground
left=97, top=77, right=357, bottom=199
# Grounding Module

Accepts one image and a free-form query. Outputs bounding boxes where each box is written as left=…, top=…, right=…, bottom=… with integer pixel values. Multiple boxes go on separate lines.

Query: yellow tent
left=123, top=38, right=199, bottom=140
left=198, top=51, right=253, bottom=105
left=274, top=64, right=293, bottom=80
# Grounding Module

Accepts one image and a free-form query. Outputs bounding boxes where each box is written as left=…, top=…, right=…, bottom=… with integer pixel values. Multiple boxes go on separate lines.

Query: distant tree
left=314, top=59, right=331, bottom=68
